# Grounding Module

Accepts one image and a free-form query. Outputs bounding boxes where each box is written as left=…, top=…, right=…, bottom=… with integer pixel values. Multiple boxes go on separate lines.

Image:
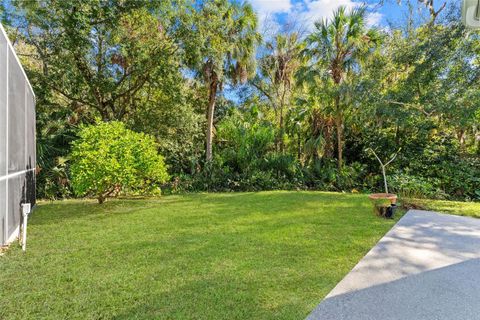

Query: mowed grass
left=411, top=199, right=480, bottom=219
left=1, top=191, right=404, bottom=319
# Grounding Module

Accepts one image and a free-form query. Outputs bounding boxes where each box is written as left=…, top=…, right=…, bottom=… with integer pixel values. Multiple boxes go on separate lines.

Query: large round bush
left=70, top=121, right=169, bottom=203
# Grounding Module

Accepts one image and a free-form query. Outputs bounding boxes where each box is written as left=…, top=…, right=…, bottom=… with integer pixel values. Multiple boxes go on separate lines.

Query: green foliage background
left=2, top=0, right=479, bottom=201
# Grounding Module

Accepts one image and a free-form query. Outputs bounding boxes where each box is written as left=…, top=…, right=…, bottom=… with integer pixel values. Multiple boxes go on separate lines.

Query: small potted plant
left=366, top=148, right=401, bottom=218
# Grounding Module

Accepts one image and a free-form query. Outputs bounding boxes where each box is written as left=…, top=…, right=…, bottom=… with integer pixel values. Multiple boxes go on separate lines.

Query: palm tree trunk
left=279, top=106, right=284, bottom=153
left=206, top=79, right=217, bottom=162
left=297, top=131, right=302, bottom=161
left=324, top=116, right=334, bottom=158
left=335, top=95, right=343, bottom=170
left=278, top=82, right=288, bottom=154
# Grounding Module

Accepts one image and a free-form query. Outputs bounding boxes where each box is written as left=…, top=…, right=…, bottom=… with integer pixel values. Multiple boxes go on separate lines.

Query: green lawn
left=0, top=192, right=407, bottom=319
left=410, top=199, right=480, bottom=219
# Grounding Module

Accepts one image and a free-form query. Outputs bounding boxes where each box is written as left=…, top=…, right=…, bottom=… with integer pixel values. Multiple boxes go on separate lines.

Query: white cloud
left=366, top=12, right=383, bottom=27
left=249, top=0, right=384, bottom=33
left=249, top=0, right=292, bottom=24
left=301, top=0, right=359, bottom=25
left=249, top=0, right=293, bottom=15
left=249, top=0, right=293, bottom=33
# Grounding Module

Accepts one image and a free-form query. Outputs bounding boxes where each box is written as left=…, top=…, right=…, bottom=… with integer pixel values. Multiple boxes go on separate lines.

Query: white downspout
left=21, top=203, right=31, bottom=251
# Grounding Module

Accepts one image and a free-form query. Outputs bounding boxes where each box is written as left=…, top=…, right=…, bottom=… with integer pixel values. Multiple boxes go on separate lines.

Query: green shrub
left=388, top=173, right=443, bottom=199
left=401, top=135, right=480, bottom=200
left=41, top=157, right=72, bottom=200
left=216, top=109, right=276, bottom=174
left=303, top=159, right=366, bottom=192
left=70, top=121, right=169, bottom=203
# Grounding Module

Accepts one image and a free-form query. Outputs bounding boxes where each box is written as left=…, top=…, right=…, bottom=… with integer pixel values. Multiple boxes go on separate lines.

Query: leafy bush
left=400, top=134, right=480, bottom=200
left=216, top=110, right=276, bottom=174
left=303, top=159, right=366, bottom=191
left=388, top=173, right=442, bottom=199
left=434, top=158, right=480, bottom=201
left=40, top=157, right=72, bottom=200
left=166, top=108, right=479, bottom=200
left=70, top=121, right=169, bottom=203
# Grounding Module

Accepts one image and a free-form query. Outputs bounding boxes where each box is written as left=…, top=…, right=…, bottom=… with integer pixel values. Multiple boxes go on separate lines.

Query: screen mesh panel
left=8, top=52, right=26, bottom=174
left=0, top=26, right=6, bottom=176
left=0, top=24, right=36, bottom=245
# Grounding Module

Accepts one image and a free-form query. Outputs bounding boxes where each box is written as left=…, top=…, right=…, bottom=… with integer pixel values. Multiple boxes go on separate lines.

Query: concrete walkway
left=307, top=210, right=480, bottom=320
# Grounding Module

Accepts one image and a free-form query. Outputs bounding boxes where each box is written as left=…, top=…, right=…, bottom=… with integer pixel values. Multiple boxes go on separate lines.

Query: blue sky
left=248, top=0, right=458, bottom=31
left=224, top=0, right=458, bottom=102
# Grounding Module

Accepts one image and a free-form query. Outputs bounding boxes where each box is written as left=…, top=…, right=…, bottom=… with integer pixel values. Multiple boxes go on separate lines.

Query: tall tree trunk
left=297, top=131, right=302, bottom=161
left=324, top=116, right=334, bottom=158
left=335, top=95, right=343, bottom=171
left=278, top=82, right=288, bottom=154
left=279, top=106, right=284, bottom=153
left=206, top=79, right=217, bottom=162
left=457, top=129, right=466, bottom=151
left=474, top=125, right=480, bottom=154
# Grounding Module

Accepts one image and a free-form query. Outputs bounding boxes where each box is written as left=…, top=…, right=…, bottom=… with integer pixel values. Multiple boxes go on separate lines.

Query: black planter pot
left=385, top=204, right=397, bottom=219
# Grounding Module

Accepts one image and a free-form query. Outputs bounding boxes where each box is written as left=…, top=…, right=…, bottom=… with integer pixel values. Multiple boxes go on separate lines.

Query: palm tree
left=305, top=6, right=379, bottom=170
left=253, top=32, right=305, bottom=153
left=180, top=0, right=260, bottom=162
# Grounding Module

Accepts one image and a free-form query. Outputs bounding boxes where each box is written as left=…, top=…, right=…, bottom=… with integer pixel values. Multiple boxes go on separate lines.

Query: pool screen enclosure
left=0, top=23, right=36, bottom=246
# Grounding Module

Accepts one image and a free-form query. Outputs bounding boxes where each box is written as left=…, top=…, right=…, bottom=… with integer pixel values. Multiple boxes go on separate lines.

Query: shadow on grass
left=107, top=258, right=326, bottom=320
left=30, top=196, right=195, bottom=226
left=1, top=191, right=401, bottom=320
left=31, top=192, right=370, bottom=226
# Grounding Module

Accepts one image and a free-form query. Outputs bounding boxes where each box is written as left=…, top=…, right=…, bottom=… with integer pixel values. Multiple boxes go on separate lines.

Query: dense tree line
left=2, top=0, right=479, bottom=200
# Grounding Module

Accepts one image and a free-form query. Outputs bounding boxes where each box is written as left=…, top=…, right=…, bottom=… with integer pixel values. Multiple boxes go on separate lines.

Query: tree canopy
left=3, top=0, right=479, bottom=201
